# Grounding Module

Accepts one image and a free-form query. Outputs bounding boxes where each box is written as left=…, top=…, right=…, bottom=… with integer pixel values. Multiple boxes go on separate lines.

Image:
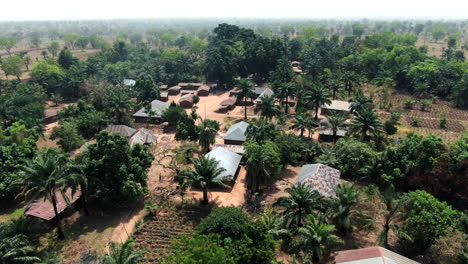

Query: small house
left=179, top=94, right=194, bottom=108
left=133, top=99, right=170, bottom=124
left=320, top=100, right=351, bottom=116
left=168, top=86, right=181, bottom=95
left=254, top=87, right=274, bottom=103
left=295, top=163, right=340, bottom=197
left=25, top=188, right=81, bottom=222
left=213, top=144, right=244, bottom=155
left=223, top=121, right=249, bottom=145
left=129, top=128, right=158, bottom=146
left=160, top=84, right=168, bottom=90
left=197, top=85, right=210, bottom=96
left=178, top=83, right=190, bottom=89
left=44, top=108, right=60, bottom=124
left=205, top=147, right=242, bottom=183
left=189, top=82, right=204, bottom=89
left=218, top=98, right=236, bottom=112
left=160, top=92, right=169, bottom=102
left=335, top=247, right=420, bottom=264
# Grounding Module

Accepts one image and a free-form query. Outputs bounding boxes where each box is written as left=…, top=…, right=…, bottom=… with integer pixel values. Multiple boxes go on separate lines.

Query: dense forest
left=0, top=18, right=467, bottom=264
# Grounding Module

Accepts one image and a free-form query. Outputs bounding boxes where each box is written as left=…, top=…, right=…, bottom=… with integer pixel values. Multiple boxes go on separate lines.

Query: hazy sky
left=2, top=0, right=468, bottom=21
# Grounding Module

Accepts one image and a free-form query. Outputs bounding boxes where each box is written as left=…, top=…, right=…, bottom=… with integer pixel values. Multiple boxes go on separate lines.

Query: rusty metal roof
left=25, top=188, right=81, bottom=221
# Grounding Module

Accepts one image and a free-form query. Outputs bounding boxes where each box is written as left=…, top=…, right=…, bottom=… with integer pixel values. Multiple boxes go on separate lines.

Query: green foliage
left=245, top=118, right=278, bottom=143
left=162, top=102, right=186, bottom=126
left=448, top=133, right=468, bottom=174
left=1, top=55, right=23, bottom=80
left=101, top=239, right=144, bottom=264
left=80, top=131, right=153, bottom=204
left=30, top=58, right=64, bottom=94
left=244, top=140, right=282, bottom=193
left=162, top=234, right=235, bottom=264
left=254, top=96, right=281, bottom=120
left=384, top=112, right=401, bottom=135
left=332, top=138, right=377, bottom=179
left=198, top=118, right=220, bottom=152
left=135, top=74, right=160, bottom=104
left=275, top=132, right=321, bottom=165
left=50, top=122, right=85, bottom=152
left=349, top=108, right=383, bottom=142
left=327, top=183, right=359, bottom=234
left=198, top=207, right=251, bottom=240
left=175, top=111, right=199, bottom=141
left=428, top=228, right=467, bottom=264
left=399, top=190, right=462, bottom=255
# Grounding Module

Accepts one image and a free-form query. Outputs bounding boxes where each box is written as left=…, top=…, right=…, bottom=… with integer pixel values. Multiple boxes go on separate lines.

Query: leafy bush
left=197, top=207, right=251, bottom=240
left=50, top=122, right=85, bottom=152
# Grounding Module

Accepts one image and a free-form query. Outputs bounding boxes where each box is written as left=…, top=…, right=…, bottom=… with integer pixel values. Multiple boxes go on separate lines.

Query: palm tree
left=254, top=96, right=281, bottom=120
left=101, top=239, right=144, bottom=264
left=180, top=157, right=229, bottom=205
left=274, top=183, right=324, bottom=228
left=291, top=214, right=343, bottom=263
left=275, top=82, right=296, bottom=114
left=327, top=183, right=359, bottom=234
left=245, top=118, right=277, bottom=143
left=330, top=78, right=342, bottom=100
left=290, top=113, right=309, bottom=137
left=107, top=87, right=134, bottom=125
left=0, top=235, right=41, bottom=264
left=349, top=108, right=383, bottom=142
left=17, top=148, right=78, bottom=240
left=377, top=187, right=402, bottom=248
left=341, top=71, right=361, bottom=96
left=349, top=91, right=373, bottom=113
left=244, top=141, right=279, bottom=194
left=198, top=118, right=220, bottom=152
left=322, top=113, right=347, bottom=142
left=305, top=85, right=331, bottom=119
left=235, top=79, right=256, bottom=120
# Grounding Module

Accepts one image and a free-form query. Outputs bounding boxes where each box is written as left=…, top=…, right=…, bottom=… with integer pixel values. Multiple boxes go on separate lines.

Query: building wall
left=133, top=116, right=163, bottom=124
left=224, top=139, right=244, bottom=145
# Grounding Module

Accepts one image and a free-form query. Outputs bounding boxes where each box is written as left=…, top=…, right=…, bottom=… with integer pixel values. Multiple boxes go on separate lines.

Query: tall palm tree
left=349, top=108, right=383, bottom=142
left=197, top=118, right=220, bottom=152
left=107, top=87, right=134, bottom=125
left=17, top=148, right=79, bottom=240
left=330, top=78, right=342, bottom=100
left=327, top=183, right=359, bottom=234
left=235, top=79, right=256, bottom=120
left=0, top=235, right=41, bottom=264
left=291, top=214, right=343, bottom=263
left=274, top=183, right=324, bottom=228
left=254, top=96, right=281, bottom=120
left=290, top=113, right=309, bottom=137
left=322, top=113, right=347, bottom=142
left=180, top=157, right=229, bottom=205
left=244, top=141, right=279, bottom=194
left=377, top=187, right=402, bottom=248
left=305, top=85, right=331, bottom=119
left=275, top=82, right=296, bottom=114
left=101, top=239, right=144, bottom=264
left=341, top=71, right=361, bottom=96
left=349, top=91, right=373, bottom=113
left=245, top=118, right=277, bottom=143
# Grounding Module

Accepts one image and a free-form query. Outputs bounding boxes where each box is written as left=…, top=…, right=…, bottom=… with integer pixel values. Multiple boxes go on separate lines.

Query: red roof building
left=179, top=94, right=194, bottom=108
left=25, top=188, right=82, bottom=221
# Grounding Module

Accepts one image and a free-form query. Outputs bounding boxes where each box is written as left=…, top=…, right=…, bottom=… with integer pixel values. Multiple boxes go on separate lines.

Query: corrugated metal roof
left=220, top=98, right=236, bottom=106
left=133, top=99, right=170, bottom=118
left=123, top=79, right=136, bottom=86
left=335, top=247, right=419, bottom=264
left=223, top=121, right=249, bottom=142
left=255, top=88, right=274, bottom=103
left=296, top=163, right=340, bottom=197
left=213, top=144, right=245, bottom=154
left=180, top=94, right=194, bottom=103
left=318, top=128, right=347, bottom=137
left=25, top=188, right=81, bottom=221
left=322, top=100, right=351, bottom=112
left=106, top=125, right=136, bottom=137
left=129, top=128, right=158, bottom=146
left=197, top=85, right=210, bottom=91
left=205, top=147, right=242, bottom=181
left=168, top=85, right=182, bottom=91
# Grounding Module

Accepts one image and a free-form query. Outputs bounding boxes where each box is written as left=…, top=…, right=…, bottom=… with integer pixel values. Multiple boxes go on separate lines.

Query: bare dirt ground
left=416, top=38, right=468, bottom=58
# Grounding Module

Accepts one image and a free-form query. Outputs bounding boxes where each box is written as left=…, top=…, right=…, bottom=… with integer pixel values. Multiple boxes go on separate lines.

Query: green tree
left=17, top=148, right=78, bottom=239
left=106, top=86, right=134, bottom=125
left=1, top=56, right=23, bottom=80
left=291, top=214, right=343, bottom=263
left=254, top=96, right=280, bottom=120
left=63, top=33, right=80, bottom=49
left=197, top=207, right=251, bottom=240
left=101, top=239, right=144, bottom=264
left=327, top=183, right=359, bottom=234
left=179, top=157, right=229, bottom=205
left=245, top=118, right=278, bottom=143
left=431, top=25, right=446, bottom=42
left=305, top=85, right=331, bottom=119
left=30, top=58, right=64, bottom=94
left=135, top=74, right=160, bottom=104
left=198, top=118, right=220, bottom=152
left=80, top=131, right=153, bottom=203
left=322, top=113, right=347, bottom=142
left=274, top=82, right=296, bottom=114
left=57, top=47, right=78, bottom=70
left=349, top=108, right=383, bottom=142
left=332, top=137, right=377, bottom=179
left=0, top=36, right=16, bottom=55
left=274, top=183, right=324, bottom=228
left=244, top=140, right=282, bottom=193
left=349, top=91, right=373, bottom=113
left=376, top=188, right=402, bottom=248
left=399, top=190, right=462, bottom=255
left=162, top=102, right=186, bottom=126
left=290, top=113, right=311, bottom=137
left=75, top=37, right=89, bottom=50
left=0, top=234, right=41, bottom=264
left=47, top=41, right=60, bottom=57
left=235, top=79, right=256, bottom=120
left=50, top=122, right=85, bottom=152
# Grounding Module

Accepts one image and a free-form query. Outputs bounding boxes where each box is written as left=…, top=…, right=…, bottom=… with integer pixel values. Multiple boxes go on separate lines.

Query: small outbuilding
left=321, top=100, right=352, bottom=116
left=212, top=144, right=245, bottom=155
left=318, top=128, right=347, bottom=142
left=295, top=163, right=341, bottom=197
left=160, top=92, right=169, bottom=102
left=133, top=99, right=170, bottom=124
left=25, top=188, right=81, bottom=222
left=335, top=247, right=419, bottom=264
left=197, top=85, right=210, bottom=96
left=44, top=108, right=60, bottom=124
left=223, top=121, right=249, bottom=145
left=254, top=87, right=274, bottom=103
left=168, top=86, right=182, bottom=95
left=178, top=83, right=190, bottom=89
left=160, top=84, right=168, bottom=90
left=179, top=94, right=194, bottom=108
left=205, top=147, right=242, bottom=183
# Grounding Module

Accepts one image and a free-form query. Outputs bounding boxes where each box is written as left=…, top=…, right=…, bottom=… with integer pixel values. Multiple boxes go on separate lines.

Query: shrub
left=404, top=97, right=416, bottom=109
left=411, top=117, right=421, bottom=127
left=197, top=207, right=251, bottom=240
